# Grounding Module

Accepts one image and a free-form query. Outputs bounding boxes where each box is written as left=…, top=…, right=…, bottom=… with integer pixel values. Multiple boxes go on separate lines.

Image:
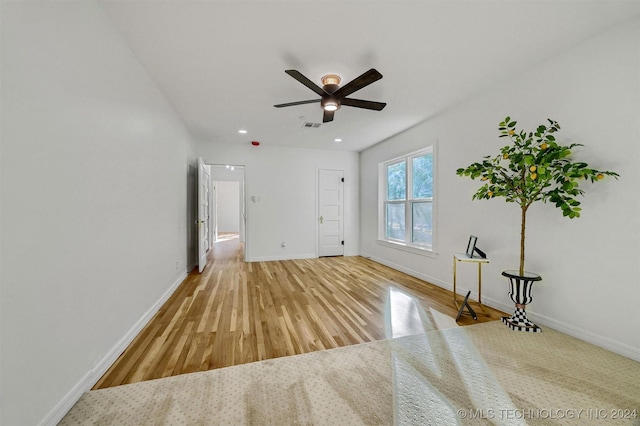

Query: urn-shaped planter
left=457, top=117, right=618, bottom=335
left=501, top=270, right=542, bottom=332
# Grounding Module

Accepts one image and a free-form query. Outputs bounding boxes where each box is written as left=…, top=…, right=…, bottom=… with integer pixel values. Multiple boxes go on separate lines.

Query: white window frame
left=377, top=145, right=437, bottom=257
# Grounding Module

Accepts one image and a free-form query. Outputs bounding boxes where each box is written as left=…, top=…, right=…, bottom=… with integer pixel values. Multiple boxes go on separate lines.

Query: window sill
left=376, top=239, right=438, bottom=258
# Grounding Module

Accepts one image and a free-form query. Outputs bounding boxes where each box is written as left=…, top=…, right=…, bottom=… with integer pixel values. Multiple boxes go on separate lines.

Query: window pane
left=387, top=161, right=406, bottom=200
left=386, top=203, right=405, bottom=240
left=412, top=153, right=433, bottom=199
left=412, top=202, right=432, bottom=245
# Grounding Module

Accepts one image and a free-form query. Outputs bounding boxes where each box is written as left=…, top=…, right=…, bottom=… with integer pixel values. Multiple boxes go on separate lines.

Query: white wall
left=0, top=2, right=196, bottom=425
left=216, top=181, right=240, bottom=233
left=197, top=142, right=359, bottom=261
left=360, top=18, right=640, bottom=360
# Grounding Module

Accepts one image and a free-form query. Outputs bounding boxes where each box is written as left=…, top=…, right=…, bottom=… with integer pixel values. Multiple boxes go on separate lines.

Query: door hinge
left=341, top=240, right=344, bottom=245
left=341, top=177, right=344, bottom=182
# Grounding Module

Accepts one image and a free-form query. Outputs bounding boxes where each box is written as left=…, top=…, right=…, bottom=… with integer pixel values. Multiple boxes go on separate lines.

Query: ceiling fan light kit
left=274, top=68, right=386, bottom=123
left=321, top=98, right=340, bottom=111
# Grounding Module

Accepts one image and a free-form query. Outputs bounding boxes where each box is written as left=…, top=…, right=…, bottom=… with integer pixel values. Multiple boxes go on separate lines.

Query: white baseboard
left=246, top=252, right=360, bottom=263
left=360, top=252, right=450, bottom=290
left=40, top=271, right=188, bottom=426
left=41, top=255, right=640, bottom=425
left=362, top=253, right=640, bottom=363
left=246, top=253, right=317, bottom=262
left=38, top=369, right=94, bottom=426
left=483, top=296, right=640, bottom=362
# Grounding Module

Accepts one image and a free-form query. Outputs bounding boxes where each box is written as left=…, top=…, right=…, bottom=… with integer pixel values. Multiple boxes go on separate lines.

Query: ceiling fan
left=274, top=68, right=386, bottom=123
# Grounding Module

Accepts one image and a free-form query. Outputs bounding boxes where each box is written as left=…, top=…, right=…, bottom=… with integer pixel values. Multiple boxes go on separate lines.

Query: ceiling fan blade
left=341, top=98, right=387, bottom=111
left=273, top=99, right=321, bottom=108
left=333, top=68, right=383, bottom=98
left=323, top=110, right=335, bottom=123
left=285, top=70, right=327, bottom=96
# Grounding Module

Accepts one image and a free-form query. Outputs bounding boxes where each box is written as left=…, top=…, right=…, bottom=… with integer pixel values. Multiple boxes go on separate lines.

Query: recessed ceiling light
left=334, top=138, right=342, bottom=143
left=238, top=129, right=247, bottom=134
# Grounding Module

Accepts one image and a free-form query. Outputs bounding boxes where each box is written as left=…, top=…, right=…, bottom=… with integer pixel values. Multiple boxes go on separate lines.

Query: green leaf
left=458, top=117, right=618, bottom=225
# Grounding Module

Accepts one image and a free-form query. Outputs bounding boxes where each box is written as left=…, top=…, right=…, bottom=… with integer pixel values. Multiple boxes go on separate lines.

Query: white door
left=318, top=169, right=344, bottom=257
left=197, top=157, right=209, bottom=273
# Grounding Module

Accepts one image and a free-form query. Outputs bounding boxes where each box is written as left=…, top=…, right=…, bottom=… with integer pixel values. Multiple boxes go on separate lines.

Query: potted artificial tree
left=456, top=117, right=618, bottom=332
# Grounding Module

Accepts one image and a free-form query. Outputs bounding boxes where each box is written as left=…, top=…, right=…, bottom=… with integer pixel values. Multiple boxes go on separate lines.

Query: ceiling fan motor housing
left=321, top=74, right=341, bottom=93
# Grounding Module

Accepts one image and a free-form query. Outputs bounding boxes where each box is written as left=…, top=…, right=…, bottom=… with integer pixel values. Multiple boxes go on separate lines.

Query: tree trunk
left=519, top=205, right=527, bottom=276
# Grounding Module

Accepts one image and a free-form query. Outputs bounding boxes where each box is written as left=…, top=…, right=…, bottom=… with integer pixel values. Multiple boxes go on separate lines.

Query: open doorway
left=213, top=181, right=239, bottom=239
left=208, top=164, right=246, bottom=260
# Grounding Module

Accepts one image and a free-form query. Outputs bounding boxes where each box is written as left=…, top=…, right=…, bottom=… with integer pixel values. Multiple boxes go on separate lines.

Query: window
left=379, top=147, right=435, bottom=252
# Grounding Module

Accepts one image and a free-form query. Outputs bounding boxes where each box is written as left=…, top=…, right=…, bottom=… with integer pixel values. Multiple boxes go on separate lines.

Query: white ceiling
left=100, top=1, right=639, bottom=152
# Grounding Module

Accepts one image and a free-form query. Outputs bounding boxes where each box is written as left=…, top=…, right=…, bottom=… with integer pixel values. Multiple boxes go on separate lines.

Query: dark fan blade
left=285, top=70, right=327, bottom=96
left=341, top=98, right=386, bottom=111
left=274, top=99, right=321, bottom=108
left=333, top=69, right=383, bottom=98
left=323, top=109, right=335, bottom=123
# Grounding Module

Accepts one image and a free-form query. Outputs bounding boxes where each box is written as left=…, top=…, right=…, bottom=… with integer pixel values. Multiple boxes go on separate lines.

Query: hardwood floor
left=94, top=234, right=505, bottom=389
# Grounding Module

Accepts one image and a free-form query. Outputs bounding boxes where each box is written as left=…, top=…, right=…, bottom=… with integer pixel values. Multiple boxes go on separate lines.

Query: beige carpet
left=61, top=321, right=640, bottom=425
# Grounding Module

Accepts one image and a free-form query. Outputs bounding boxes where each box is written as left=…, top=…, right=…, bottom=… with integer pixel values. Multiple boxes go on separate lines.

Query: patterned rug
left=61, top=321, right=640, bottom=425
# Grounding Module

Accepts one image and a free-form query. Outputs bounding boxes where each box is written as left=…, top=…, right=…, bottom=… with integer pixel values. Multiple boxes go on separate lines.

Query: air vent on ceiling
left=302, top=122, right=322, bottom=128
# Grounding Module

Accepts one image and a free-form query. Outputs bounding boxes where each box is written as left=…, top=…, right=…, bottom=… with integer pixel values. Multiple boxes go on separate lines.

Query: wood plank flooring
left=94, top=234, right=505, bottom=389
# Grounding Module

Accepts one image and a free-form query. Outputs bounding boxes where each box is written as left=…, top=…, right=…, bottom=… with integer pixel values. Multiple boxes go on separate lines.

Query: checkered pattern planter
left=502, top=307, right=541, bottom=333
left=501, top=271, right=542, bottom=333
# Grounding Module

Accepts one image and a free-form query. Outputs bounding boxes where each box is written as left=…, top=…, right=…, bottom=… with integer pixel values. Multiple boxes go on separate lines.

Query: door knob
left=319, top=216, right=324, bottom=224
